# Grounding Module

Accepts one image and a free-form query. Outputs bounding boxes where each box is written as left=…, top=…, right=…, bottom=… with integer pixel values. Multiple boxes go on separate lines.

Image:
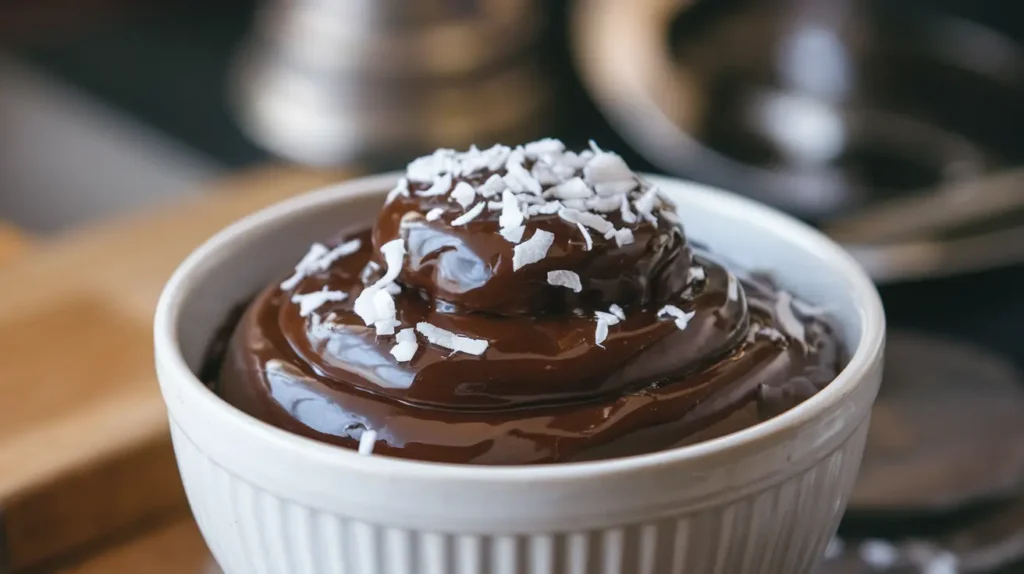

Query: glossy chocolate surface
left=209, top=144, right=843, bottom=465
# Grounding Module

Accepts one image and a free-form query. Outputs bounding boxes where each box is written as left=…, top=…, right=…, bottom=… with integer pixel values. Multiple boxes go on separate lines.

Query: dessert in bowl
left=155, top=140, right=884, bottom=574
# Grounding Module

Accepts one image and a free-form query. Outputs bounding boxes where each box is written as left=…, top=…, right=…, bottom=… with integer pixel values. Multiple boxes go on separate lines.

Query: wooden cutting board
left=0, top=166, right=357, bottom=572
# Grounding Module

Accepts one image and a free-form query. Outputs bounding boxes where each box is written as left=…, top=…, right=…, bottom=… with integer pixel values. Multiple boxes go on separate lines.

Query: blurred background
left=0, top=0, right=1023, bottom=572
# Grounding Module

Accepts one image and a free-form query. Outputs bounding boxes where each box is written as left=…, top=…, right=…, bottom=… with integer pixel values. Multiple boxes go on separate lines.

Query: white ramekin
left=155, top=173, right=885, bottom=574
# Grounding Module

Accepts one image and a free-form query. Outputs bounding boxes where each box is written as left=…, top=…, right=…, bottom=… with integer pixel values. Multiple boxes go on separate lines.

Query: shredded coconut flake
left=608, top=304, right=625, bottom=320
left=450, top=181, right=476, bottom=208
left=576, top=222, right=593, bottom=251
left=620, top=194, right=637, bottom=224
left=688, top=266, right=706, bottom=283
left=614, top=228, right=635, bottom=247
left=416, top=322, right=489, bottom=356
left=477, top=173, right=506, bottom=198
left=524, top=138, right=566, bottom=159
left=594, top=309, right=621, bottom=346
left=512, top=229, right=555, bottom=271
left=548, top=177, right=592, bottom=200
left=527, top=200, right=564, bottom=216
left=450, top=201, right=486, bottom=226
left=500, top=225, right=526, bottom=243
left=634, top=187, right=660, bottom=224
left=353, top=239, right=406, bottom=325
left=594, top=180, right=638, bottom=196
left=292, top=288, right=348, bottom=317
left=559, top=208, right=614, bottom=234
left=586, top=195, right=621, bottom=213
left=658, top=305, right=695, bottom=330
left=531, top=162, right=560, bottom=185
left=280, top=238, right=362, bottom=290
left=358, top=429, right=377, bottom=455
left=503, top=149, right=542, bottom=195
left=390, top=328, right=419, bottom=362
left=385, top=178, right=410, bottom=204
left=584, top=151, right=634, bottom=188
left=499, top=190, right=524, bottom=230
left=425, top=207, right=445, bottom=221
left=594, top=319, right=609, bottom=346
left=418, top=173, right=452, bottom=197
left=546, top=270, right=582, bottom=292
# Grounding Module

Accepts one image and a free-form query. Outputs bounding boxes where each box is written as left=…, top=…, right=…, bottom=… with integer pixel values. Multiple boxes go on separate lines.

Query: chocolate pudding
left=205, top=140, right=844, bottom=464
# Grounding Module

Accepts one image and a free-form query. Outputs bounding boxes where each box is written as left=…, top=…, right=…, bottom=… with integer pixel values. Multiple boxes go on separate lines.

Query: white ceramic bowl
left=155, top=173, right=885, bottom=574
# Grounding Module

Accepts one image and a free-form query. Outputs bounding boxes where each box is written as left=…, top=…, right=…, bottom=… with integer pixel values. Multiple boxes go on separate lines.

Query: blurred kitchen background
left=1, top=0, right=1024, bottom=572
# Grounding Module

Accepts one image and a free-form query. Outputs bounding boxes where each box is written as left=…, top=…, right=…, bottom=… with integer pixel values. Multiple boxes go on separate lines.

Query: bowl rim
left=154, top=171, right=885, bottom=483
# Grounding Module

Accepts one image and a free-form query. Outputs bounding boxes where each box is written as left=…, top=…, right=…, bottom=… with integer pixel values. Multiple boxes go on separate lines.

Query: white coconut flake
left=558, top=207, right=614, bottom=234
left=450, top=201, right=486, bottom=226
left=407, top=149, right=450, bottom=182
left=588, top=139, right=604, bottom=153
left=527, top=200, right=564, bottom=216
left=353, top=239, right=406, bottom=325
left=512, top=229, right=555, bottom=271
left=608, top=304, right=625, bottom=320
left=484, top=144, right=512, bottom=171
left=614, top=228, right=635, bottom=247
left=524, top=138, right=565, bottom=159
left=578, top=211, right=615, bottom=234
left=385, top=178, right=410, bottom=204
left=688, top=266, right=706, bottom=283
left=603, top=229, right=616, bottom=240
left=586, top=195, right=621, bottom=213
left=374, top=319, right=400, bottom=336
left=658, top=305, right=695, bottom=330
left=418, top=173, right=452, bottom=197
left=594, top=180, right=638, bottom=196
left=562, top=199, right=587, bottom=210
left=561, top=150, right=594, bottom=169
left=500, top=225, right=526, bottom=243
left=416, top=322, right=489, bottom=356
left=499, top=190, right=524, bottom=230
left=634, top=186, right=659, bottom=224
left=584, top=151, right=634, bottom=187
left=477, top=173, right=506, bottom=198
left=503, top=149, right=542, bottom=195
left=546, top=270, right=582, bottom=292
left=280, top=238, right=362, bottom=290
left=425, top=207, right=445, bottom=221
left=576, top=222, right=593, bottom=251
left=531, top=162, right=561, bottom=185
left=378, top=239, right=406, bottom=285
left=594, top=309, right=621, bottom=347
left=548, top=177, right=592, bottom=200
left=450, top=181, right=476, bottom=208
left=594, top=319, right=609, bottom=346
left=620, top=194, right=637, bottom=224
left=372, top=288, right=396, bottom=322
left=390, top=328, right=419, bottom=362
left=292, top=288, right=348, bottom=317
left=358, top=429, right=377, bottom=455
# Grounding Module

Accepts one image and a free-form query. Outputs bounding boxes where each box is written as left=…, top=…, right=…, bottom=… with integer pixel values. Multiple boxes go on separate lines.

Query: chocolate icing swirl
left=211, top=141, right=843, bottom=464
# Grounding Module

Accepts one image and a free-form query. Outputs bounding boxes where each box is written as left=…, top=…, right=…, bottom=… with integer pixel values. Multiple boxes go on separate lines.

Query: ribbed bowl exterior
left=169, top=413, right=869, bottom=574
